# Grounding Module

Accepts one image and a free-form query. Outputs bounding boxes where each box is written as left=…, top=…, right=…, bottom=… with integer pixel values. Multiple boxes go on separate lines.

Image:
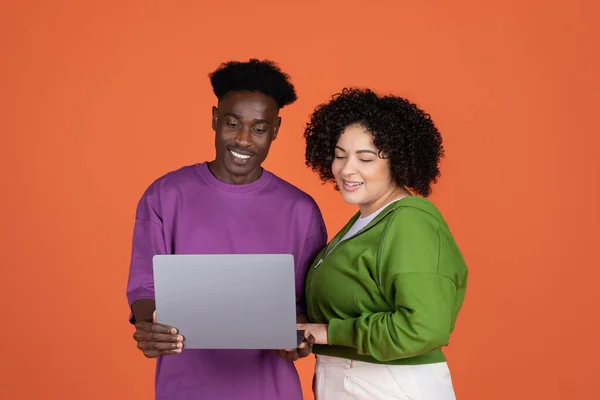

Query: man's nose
left=235, top=126, right=252, bottom=146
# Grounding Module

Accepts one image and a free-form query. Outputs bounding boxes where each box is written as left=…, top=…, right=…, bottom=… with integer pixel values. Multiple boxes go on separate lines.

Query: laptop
left=153, top=254, right=305, bottom=350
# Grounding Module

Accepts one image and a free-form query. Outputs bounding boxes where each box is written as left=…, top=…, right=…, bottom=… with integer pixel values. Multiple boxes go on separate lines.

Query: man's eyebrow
left=224, top=113, right=271, bottom=125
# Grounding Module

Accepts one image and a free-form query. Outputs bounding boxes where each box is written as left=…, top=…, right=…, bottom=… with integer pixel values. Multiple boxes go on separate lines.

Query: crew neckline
left=195, top=162, right=272, bottom=194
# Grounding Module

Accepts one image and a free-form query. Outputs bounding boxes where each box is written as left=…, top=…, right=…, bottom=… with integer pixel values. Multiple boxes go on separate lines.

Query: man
left=126, top=59, right=327, bottom=399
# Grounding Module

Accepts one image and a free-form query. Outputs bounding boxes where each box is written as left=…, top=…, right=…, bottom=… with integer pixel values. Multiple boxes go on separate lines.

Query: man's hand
left=132, top=309, right=184, bottom=358
left=275, top=329, right=316, bottom=361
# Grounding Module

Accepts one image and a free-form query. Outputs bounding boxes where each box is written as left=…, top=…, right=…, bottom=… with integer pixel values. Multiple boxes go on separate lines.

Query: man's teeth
left=345, top=181, right=363, bottom=187
left=230, top=150, right=251, bottom=159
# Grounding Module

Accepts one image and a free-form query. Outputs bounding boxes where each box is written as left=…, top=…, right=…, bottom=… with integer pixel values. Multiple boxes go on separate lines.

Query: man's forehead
left=218, top=92, right=279, bottom=118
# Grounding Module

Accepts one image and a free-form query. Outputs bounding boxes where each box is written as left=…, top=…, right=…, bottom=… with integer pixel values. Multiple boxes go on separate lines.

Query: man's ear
left=212, top=106, right=218, bottom=130
left=273, top=116, right=282, bottom=140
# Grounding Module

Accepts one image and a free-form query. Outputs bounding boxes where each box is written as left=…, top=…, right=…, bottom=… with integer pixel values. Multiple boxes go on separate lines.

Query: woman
left=298, top=88, right=468, bottom=400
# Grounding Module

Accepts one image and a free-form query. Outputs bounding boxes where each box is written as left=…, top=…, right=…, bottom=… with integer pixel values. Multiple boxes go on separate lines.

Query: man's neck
left=207, top=160, right=263, bottom=185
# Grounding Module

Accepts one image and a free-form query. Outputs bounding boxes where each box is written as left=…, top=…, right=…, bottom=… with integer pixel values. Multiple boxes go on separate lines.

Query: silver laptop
left=153, top=254, right=305, bottom=350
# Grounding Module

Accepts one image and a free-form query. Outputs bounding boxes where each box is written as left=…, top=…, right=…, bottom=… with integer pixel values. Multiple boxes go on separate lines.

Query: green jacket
left=306, top=196, right=468, bottom=365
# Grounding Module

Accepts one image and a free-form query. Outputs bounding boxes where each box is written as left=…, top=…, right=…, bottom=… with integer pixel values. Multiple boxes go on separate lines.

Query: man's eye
left=227, top=122, right=239, bottom=128
left=334, top=156, right=346, bottom=159
left=360, top=159, right=374, bottom=163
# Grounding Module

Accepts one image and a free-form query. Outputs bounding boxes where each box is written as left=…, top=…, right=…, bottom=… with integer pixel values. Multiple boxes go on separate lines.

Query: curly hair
left=209, top=59, right=297, bottom=108
left=304, top=88, right=444, bottom=197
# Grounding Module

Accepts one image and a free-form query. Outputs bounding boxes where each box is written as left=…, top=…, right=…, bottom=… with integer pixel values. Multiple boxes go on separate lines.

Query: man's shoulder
left=156, top=164, right=199, bottom=183
left=267, top=171, right=318, bottom=206
left=141, top=164, right=201, bottom=198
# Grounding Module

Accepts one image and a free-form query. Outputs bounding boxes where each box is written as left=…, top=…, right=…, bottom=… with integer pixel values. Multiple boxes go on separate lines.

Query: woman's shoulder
left=386, top=196, right=445, bottom=231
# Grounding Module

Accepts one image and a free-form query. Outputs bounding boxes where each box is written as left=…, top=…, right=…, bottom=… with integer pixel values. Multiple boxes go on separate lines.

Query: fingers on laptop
left=133, top=321, right=185, bottom=358
left=275, top=349, right=300, bottom=361
left=134, top=331, right=184, bottom=343
left=136, top=320, right=179, bottom=335
left=302, top=330, right=315, bottom=344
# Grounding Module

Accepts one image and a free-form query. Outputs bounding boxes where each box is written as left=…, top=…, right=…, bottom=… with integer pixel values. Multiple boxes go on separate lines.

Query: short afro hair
left=209, top=59, right=297, bottom=108
left=304, top=88, right=444, bottom=197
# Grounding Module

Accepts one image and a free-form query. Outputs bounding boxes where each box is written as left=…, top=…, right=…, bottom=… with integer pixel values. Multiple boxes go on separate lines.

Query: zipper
left=314, top=206, right=398, bottom=270
left=306, top=231, right=351, bottom=316
left=306, top=202, right=406, bottom=315
left=313, top=239, right=340, bottom=269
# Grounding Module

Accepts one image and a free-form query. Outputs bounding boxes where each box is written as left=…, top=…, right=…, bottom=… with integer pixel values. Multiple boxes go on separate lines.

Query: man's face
left=210, top=91, right=281, bottom=184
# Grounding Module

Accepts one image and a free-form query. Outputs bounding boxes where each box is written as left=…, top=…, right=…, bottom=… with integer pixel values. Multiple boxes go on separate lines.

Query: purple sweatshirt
left=126, top=162, right=327, bottom=400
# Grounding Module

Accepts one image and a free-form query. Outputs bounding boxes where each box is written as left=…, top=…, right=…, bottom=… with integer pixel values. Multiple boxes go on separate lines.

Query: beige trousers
left=314, top=355, right=456, bottom=400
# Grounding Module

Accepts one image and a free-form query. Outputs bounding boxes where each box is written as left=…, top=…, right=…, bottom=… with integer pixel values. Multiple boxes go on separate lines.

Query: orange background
left=1, top=1, right=599, bottom=399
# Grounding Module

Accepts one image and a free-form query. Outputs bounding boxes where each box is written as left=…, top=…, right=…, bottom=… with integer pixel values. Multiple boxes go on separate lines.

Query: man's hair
left=209, top=59, right=297, bottom=108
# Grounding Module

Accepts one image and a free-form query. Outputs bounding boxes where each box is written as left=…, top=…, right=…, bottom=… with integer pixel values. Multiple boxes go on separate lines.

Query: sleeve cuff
left=127, top=293, right=155, bottom=324
left=328, top=318, right=357, bottom=348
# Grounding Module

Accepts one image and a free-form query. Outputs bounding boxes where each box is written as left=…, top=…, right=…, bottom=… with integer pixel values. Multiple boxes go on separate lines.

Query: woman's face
left=332, top=124, right=399, bottom=216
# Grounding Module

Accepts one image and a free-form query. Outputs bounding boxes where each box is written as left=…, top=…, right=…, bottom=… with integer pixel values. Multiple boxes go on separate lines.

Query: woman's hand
left=296, top=323, right=328, bottom=345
